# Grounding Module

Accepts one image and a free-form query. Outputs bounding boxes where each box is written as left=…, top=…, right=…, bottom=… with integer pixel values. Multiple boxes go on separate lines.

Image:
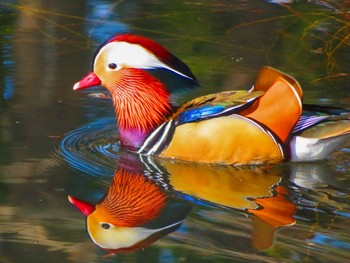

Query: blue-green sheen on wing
left=176, top=105, right=226, bottom=124
left=172, top=90, right=264, bottom=124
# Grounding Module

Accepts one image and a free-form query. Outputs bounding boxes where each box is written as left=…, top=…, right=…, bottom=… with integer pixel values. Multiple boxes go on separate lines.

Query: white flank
left=289, top=134, right=350, bottom=162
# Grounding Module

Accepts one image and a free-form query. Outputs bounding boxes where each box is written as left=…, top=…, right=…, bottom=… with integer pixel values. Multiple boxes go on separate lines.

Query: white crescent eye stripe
left=95, top=42, right=193, bottom=79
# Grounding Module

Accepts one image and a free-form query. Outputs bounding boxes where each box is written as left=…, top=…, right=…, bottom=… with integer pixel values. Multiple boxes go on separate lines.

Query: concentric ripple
left=56, top=117, right=119, bottom=177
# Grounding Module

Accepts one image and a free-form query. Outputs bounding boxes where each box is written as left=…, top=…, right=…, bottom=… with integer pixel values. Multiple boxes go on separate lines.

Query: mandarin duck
left=69, top=168, right=190, bottom=254
left=73, top=34, right=350, bottom=165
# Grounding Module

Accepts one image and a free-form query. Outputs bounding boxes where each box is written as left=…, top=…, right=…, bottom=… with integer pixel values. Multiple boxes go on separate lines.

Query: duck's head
left=73, top=34, right=198, bottom=140
left=73, top=34, right=198, bottom=95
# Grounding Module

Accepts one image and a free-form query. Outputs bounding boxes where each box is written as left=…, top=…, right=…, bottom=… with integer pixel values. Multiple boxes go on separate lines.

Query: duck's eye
left=108, top=63, right=117, bottom=70
left=101, top=223, right=111, bottom=230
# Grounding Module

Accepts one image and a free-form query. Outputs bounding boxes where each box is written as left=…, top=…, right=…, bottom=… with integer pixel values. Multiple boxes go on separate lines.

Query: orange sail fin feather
left=241, top=76, right=302, bottom=143
left=253, top=66, right=303, bottom=99
left=73, top=34, right=350, bottom=164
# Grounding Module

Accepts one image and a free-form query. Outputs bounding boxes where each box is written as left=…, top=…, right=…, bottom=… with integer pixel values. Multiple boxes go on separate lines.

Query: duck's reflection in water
left=69, top=158, right=191, bottom=254
left=69, top=153, right=296, bottom=254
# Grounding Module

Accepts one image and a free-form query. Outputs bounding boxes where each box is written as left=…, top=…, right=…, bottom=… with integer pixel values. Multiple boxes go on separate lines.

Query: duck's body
left=73, top=34, right=350, bottom=165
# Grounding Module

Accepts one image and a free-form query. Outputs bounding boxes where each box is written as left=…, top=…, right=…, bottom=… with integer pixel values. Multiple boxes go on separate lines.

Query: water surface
left=0, top=1, right=349, bottom=262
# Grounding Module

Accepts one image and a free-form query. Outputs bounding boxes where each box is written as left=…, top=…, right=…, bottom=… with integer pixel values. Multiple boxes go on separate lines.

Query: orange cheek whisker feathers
left=98, top=169, right=167, bottom=227
left=111, top=69, right=172, bottom=133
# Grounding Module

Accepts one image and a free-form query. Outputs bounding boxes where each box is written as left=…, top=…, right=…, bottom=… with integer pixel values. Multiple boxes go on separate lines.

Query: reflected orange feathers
left=248, top=185, right=296, bottom=228
left=95, top=169, right=167, bottom=227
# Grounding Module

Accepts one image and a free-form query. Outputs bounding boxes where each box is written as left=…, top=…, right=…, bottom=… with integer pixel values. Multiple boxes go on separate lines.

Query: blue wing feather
left=172, top=90, right=264, bottom=125
left=176, top=105, right=226, bottom=124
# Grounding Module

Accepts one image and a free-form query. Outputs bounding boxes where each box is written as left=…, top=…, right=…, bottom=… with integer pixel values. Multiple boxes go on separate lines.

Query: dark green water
left=0, top=1, right=349, bottom=262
